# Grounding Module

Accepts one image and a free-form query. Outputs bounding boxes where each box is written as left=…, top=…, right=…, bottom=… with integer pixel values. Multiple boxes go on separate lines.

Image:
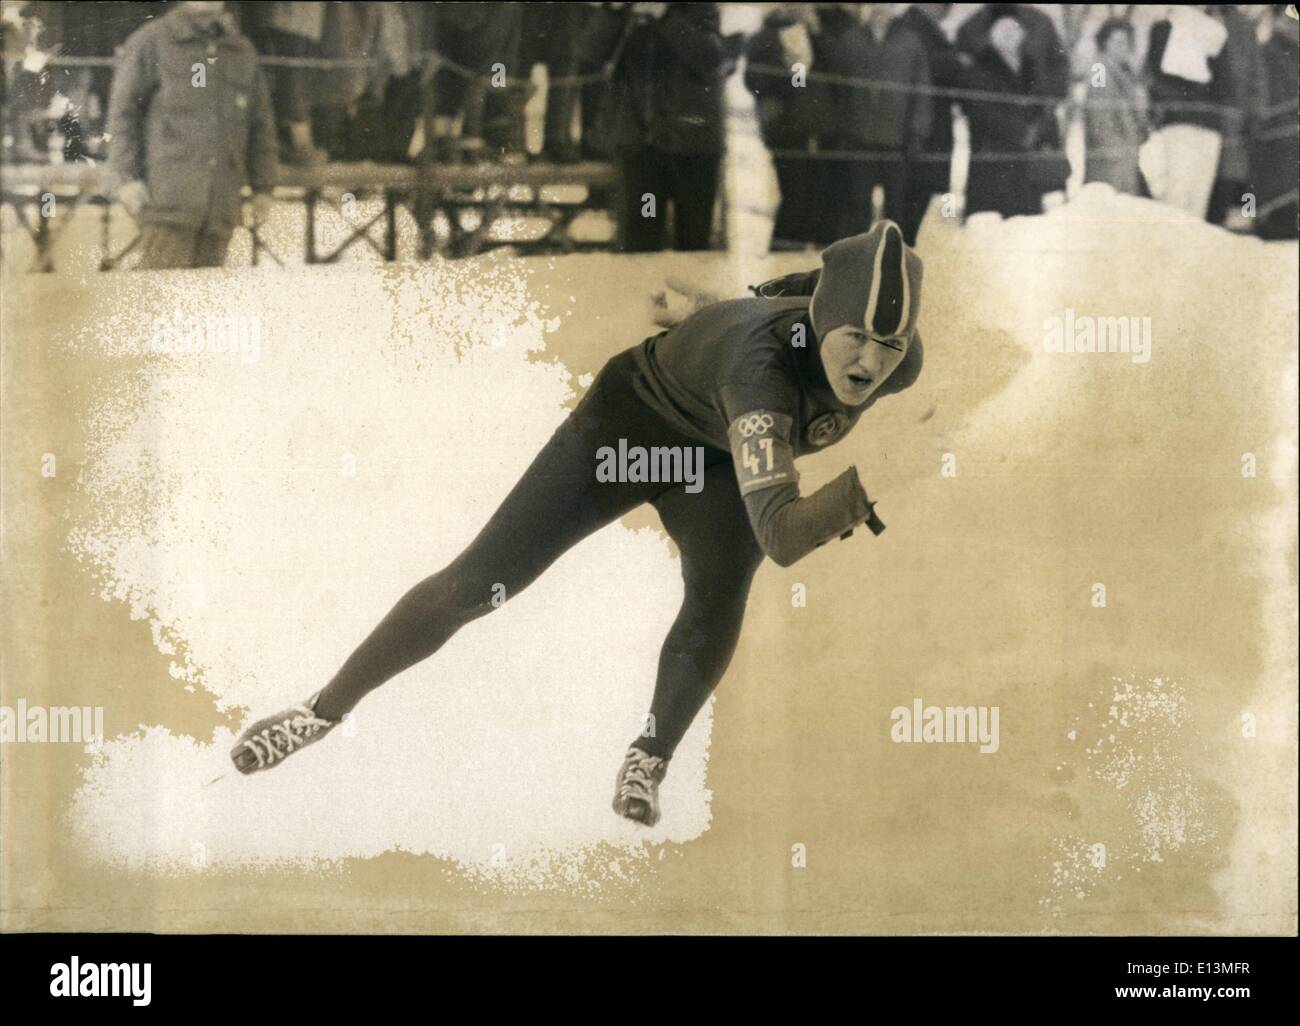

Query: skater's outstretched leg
left=613, top=462, right=763, bottom=824
left=312, top=372, right=667, bottom=723
left=232, top=351, right=702, bottom=773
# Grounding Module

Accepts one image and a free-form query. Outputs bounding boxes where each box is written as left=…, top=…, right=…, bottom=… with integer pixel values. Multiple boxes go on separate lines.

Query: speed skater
left=231, top=220, right=925, bottom=827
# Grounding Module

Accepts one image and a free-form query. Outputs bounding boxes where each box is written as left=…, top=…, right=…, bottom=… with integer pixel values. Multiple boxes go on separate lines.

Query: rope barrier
left=768, top=145, right=1146, bottom=164
left=744, top=61, right=1258, bottom=120
left=32, top=50, right=612, bottom=87
left=32, top=51, right=1288, bottom=123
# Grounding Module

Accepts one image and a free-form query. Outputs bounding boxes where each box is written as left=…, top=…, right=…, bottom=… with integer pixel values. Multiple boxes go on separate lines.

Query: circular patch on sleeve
left=805, top=412, right=849, bottom=448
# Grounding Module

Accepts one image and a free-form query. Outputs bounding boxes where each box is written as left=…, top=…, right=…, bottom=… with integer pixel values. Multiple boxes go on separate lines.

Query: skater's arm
left=650, top=268, right=820, bottom=328
left=749, top=268, right=821, bottom=299
left=725, top=407, right=875, bottom=568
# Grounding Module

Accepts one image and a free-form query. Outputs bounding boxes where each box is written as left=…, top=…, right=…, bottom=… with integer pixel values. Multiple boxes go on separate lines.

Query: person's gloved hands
left=862, top=502, right=886, bottom=536
left=117, top=180, right=150, bottom=219
left=649, top=276, right=719, bottom=328
left=837, top=504, right=885, bottom=541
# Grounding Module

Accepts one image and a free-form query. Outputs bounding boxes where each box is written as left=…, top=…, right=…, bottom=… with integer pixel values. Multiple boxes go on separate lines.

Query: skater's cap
left=810, top=221, right=923, bottom=342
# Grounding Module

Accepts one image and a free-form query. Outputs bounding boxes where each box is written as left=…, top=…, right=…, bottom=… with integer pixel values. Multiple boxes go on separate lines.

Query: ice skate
left=611, top=746, right=669, bottom=826
left=230, top=692, right=340, bottom=775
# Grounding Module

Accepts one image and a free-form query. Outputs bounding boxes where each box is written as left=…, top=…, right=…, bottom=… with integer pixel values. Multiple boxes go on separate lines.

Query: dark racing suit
left=315, top=270, right=923, bottom=758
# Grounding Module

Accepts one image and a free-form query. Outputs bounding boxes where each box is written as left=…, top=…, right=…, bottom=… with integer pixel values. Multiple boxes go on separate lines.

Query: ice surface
left=52, top=188, right=1298, bottom=922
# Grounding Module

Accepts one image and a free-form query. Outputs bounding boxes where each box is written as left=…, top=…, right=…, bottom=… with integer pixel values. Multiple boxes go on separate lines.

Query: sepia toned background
left=1, top=2, right=1297, bottom=935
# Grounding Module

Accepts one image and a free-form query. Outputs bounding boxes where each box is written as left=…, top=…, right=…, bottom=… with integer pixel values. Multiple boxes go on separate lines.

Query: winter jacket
left=604, top=3, right=729, bottom=156
left=960, top=45, right=1057, bottom=216
left=816, top=12, right=932, bottom=151
left=107, top=6, right=277, bottom=232
left=1083, top=57, right=1146, bottom=193
left=743, top=10, right=824, bottom=150
left=1145, top=16, right=1229, bottom=133
left=896, top=5, right=963, bottom=156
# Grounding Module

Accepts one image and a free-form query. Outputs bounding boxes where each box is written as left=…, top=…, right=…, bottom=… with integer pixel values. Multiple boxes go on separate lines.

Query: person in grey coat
left=107, top=1, right=277, bottom=269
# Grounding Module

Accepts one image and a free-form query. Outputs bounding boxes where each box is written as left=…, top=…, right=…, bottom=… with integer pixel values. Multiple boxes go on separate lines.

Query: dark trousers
left=521, top=2, right=585, bottom=155
left=316, top=348, right=763, bottom=759
left=619, top=146, right=720, bottom=252
left=898, top=156, right=952, bottom=246
left=1207, top=174, right=1248, bottom=226
left=259, top=27, right=319, bottom=126
left=572, top=3, right=628, bottom=158
left=771, top=153, right=819, bottom=247
left=355, top=71, right=423, bottom=164
left=135, top=223, right=232, bottom=270
left=817, top=149, right=908, bottom=243
left=432, top=5, right=524, bottom=151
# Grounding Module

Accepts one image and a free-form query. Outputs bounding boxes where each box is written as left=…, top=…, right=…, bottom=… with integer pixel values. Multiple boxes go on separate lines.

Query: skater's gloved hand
left=649, top=276, right=719, bottom=328
left=833, top=501, right=885, bottom=542
left=862, top=502, right=885, bottom=535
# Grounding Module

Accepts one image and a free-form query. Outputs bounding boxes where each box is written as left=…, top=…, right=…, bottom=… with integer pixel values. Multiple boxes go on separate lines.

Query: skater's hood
left=810, top=221, right=923, bottom=343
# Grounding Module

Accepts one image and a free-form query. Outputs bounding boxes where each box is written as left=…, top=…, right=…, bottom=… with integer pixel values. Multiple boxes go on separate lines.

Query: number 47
left=743, top=439, right=774, bottom=475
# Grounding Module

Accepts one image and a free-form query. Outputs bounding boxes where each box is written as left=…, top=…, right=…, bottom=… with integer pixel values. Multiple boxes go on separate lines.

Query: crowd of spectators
left=2, top=2, right=1296, bottom=265
left=745, top=3, right=1298, bottom=245
left=2, top=2, right=743, bottom=256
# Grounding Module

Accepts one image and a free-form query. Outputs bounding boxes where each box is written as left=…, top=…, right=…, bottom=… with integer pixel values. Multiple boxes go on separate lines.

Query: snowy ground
left=3, top=186, right=1296, bottom=932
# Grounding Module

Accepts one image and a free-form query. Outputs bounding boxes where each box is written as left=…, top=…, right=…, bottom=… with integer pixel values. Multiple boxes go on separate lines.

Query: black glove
left=836, top=502, right=885, bottom=542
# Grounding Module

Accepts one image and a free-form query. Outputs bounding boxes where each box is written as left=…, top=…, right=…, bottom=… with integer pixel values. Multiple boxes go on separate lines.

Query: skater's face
left=820, top=324, right=909, bottom=405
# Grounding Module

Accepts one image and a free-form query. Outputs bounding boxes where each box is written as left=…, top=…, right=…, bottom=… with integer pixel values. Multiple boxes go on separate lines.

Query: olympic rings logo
left=736, top=413, right=775, bottom=438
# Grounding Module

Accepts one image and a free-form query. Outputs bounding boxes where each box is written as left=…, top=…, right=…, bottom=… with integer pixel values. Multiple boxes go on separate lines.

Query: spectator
left=354, top=1, right=435, bottom=164
left=959, top=3, right=1070, bottom=95
left=1206, top=5, right=1262, bottom=228
left=310, top=1, right=380, bottom=162
left=605, top=3, right=730, bottom=252
left=895, top=2, right=960, bottom=244
left=1, top=2, right=72, bottom=163
left=107, top=0, right=276, bottom=269
left=572, top=2, right=632, bottom=160
left=429, top=3, right=525, bottom=163
left=816, top=3, right=932, bottom=241
left=960, top=8, right=1060, bottom=218
left=521, top=2, right=585, bottom=163
left=1142, top=5, right=1229, bottom=219
left=1082, top=17, right=1147, bottom=194
left=10, top=1, right=159, bottom=161
left=958, top=2, right=1070, bottom=201
left=243, top=1, right=328, bottom=166
left=1252, top=4, right=1298, bottom=240
left=743, top=4, right=824, bottom=248
left=481, top=5, right=529, bottom=163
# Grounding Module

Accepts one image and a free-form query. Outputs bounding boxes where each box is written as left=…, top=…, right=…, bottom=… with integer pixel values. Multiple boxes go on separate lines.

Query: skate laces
left=617, top=748, right=666, bottom=802
left=241, top=704, right=335, bottom=769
